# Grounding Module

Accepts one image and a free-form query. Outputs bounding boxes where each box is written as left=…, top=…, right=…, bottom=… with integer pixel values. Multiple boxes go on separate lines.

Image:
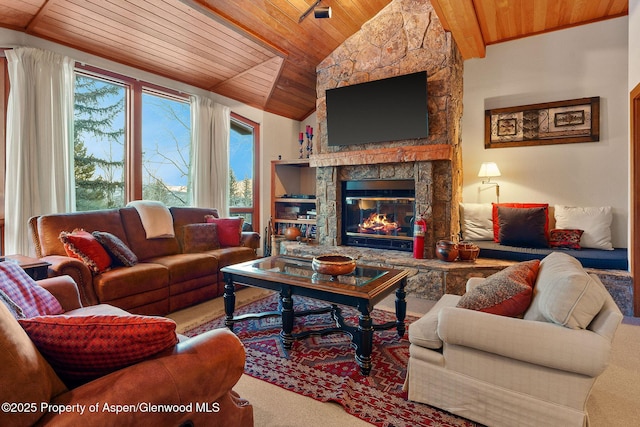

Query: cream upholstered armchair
left=403, top=252, right=622, bottom=427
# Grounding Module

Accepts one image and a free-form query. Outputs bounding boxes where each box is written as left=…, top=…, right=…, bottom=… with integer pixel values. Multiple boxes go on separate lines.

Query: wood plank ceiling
left=431, top=0, right=629, bottom=60
left=0, top=0, right=629, bottom=121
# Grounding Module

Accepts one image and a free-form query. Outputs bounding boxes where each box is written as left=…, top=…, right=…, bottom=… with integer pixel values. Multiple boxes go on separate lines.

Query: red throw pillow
left=19, top=314, right=178, bottom=384
left=492, top=203, right=549, bottom=243
left=0, top=261, right=63, bottom=318
left=456, top=260, right=540, bottom=317
left=549, top=229, right=584, bottom=249
left=205, top=216, right=244, bottom=247
left=59, top=229, right=112, bottom=274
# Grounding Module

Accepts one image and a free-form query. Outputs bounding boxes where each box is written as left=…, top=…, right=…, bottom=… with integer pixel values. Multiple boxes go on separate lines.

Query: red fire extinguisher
left=413, top=213, right=426, bottom=259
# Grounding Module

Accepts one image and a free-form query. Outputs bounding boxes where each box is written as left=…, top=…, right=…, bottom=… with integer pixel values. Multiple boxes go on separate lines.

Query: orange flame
left=358, top=213, right=399, bottom=235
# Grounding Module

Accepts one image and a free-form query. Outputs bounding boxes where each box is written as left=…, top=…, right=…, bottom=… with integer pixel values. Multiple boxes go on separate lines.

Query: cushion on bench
left=472, top=241, right=628, bottom=270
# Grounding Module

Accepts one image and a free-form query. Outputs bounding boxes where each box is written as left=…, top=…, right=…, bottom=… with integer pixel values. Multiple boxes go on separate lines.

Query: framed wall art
left=485, top=97, right=600, bottom=149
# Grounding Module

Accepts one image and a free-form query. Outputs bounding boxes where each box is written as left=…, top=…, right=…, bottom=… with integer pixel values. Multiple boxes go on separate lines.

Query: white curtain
left=5, top=47, right=75, bottom=256
left=189, top=95, right=230, bottom=216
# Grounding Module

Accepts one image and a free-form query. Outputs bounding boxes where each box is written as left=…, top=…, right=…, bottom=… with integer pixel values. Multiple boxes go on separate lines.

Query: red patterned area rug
left=184, top=293, right=476, bottom=427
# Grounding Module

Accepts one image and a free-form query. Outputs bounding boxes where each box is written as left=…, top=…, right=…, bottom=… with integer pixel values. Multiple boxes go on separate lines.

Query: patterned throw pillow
left=182, top=223, right=220, bottom=253
left=549, top=229, right=584, bottom=249
left=457, top=260, right=540, bottom=317
left=92, top=231, right=138, bottom=267
left=19, top=314, right=178, bottom=384
left=59, top=229, right=112, bottom=274
left=0, top=261, right=63, bottom=318
left=204, top=215, right=244, bottom=247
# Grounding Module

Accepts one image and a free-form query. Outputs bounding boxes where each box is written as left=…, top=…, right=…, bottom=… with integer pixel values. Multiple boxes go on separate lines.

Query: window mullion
left=128, top=81, right=143, bottom=202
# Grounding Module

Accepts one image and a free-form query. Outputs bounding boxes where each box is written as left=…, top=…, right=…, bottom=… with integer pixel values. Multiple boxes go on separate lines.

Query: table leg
left=279, top=285, right=294, bottom=349
left=395, top=279, right=407, bottom=337
left=355, top=303, right=374, bottom=376
left=223, top=274, right=236, bottom=331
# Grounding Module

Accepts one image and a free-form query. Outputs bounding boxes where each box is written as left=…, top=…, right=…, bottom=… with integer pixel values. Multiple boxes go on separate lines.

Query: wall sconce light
left=478, top=162, right=501, bottom=202
left=299, top=1, right=332, bottom=22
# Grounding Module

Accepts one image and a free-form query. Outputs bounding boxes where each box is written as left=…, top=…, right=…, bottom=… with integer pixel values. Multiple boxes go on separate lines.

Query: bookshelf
left=270, top=160, right=316, bottom=238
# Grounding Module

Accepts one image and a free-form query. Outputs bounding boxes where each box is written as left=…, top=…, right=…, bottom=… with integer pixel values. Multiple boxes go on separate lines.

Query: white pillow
left=459, top=203, right=493, bottom=241
left=554, top=205, right=613, bottom=250
left=524, top=252, right=607, bottom=329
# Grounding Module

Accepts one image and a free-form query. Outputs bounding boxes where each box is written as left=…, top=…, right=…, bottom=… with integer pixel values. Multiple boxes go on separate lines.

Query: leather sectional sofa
left=29, top=206, right=260, bottom=315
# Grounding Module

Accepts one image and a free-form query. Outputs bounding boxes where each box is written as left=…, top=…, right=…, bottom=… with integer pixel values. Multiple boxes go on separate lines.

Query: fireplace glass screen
left=342, top=180, right=415, bottom=251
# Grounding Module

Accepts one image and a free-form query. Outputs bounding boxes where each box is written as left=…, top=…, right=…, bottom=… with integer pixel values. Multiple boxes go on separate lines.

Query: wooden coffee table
left=221, top=255, right=408, bottom=376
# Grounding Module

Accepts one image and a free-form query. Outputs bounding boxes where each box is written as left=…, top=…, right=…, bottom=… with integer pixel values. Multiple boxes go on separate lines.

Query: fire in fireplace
left=358, top=213, right=400, bottom=235
left=342, top=180, right=416, bottom=251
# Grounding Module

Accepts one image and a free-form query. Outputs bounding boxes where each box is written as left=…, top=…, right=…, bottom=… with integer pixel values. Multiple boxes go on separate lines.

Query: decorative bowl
left=458, top=242, right=480, bottom=261
left=435, top=240, right=459, bottom=262
left=312, top=254, right=356, bottom=279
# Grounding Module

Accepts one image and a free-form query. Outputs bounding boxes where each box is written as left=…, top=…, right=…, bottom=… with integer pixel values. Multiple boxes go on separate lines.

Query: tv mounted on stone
left=325, top=71, right=429, bottom=146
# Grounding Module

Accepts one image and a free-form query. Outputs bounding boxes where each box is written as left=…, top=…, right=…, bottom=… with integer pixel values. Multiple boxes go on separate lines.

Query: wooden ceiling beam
left=430, top=0, right=486, bottom=59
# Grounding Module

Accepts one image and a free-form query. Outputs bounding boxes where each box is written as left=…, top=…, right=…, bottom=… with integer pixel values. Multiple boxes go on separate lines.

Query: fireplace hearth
left=342, top=180, right=416, bottom=252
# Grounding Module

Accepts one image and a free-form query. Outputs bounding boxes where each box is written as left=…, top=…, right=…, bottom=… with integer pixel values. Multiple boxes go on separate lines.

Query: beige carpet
left=171, top=289, right=640, bottom=426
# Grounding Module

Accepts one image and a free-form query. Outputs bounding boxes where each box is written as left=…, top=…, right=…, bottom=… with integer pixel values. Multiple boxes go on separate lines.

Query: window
left=73, top=65, right=192, bottom=211
left=73, top=74, right=126, bottom=210
left=41, top=64, right=259, bottom=229
left=229, top=113, right=260, bottom=230
left=141, top=91, right=191, bottom=206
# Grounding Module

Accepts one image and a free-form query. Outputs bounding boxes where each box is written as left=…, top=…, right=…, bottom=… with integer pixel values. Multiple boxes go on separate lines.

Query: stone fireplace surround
left=310, top=0, right=464, bottom=259
left=310, top=146, right=454, bottom=259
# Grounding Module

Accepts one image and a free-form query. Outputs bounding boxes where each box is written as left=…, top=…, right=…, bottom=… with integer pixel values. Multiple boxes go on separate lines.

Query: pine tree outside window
left=73, top=66, right=192, bottom=211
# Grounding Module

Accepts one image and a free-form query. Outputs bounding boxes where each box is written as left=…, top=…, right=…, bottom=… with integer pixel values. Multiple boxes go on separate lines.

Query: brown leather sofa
left=29, top=207, right=260, bottom=315
left=1, top=275, right=253, bottom=427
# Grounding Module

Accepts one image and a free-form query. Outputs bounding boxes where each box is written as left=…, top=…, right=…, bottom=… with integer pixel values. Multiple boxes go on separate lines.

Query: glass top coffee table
left=221, top=255, right=408, bottom=376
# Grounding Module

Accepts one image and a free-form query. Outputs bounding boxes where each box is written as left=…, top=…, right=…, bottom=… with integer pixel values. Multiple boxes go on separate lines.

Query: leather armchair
left=1, top=276, right=253, bottom=427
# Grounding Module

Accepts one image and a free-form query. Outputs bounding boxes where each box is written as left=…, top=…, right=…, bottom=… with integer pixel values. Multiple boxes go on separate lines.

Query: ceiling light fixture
left=299, top=1, right=332, bottom=23
left=314, top=6, right=332, bottom=19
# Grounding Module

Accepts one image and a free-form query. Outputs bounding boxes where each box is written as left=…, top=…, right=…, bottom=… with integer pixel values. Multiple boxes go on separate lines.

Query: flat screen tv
left=325, top=71, right=428, bottom=146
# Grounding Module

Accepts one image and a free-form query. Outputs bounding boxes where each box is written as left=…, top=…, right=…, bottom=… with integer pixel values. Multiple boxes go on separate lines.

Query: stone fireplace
left=309, top=0, right=463, bottom=259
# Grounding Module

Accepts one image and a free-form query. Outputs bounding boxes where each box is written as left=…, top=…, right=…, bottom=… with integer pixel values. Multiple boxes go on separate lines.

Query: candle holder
left=298, top=135, right=304, bottom=159
left=305, top=126, right=313, bottom=158
left=306, top=134, right=313, bottom=158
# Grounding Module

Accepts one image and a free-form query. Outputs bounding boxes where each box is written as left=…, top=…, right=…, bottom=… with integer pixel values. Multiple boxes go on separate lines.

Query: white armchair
left=403, top=252, right=622, bottom=427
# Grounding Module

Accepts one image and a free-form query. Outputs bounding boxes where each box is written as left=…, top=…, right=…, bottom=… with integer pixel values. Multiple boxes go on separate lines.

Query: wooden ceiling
left=0, top=0, right=629, bottom=121
left=431, top=0, right=628, bottom=60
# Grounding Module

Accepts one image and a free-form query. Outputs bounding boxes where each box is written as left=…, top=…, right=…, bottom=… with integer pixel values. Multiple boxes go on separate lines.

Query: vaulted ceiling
left=0, top=0, right=629, bottom=121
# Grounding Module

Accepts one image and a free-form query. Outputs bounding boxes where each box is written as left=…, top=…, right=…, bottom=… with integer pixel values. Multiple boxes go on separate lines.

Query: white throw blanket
left=127, top=200, right=175, bottom=239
